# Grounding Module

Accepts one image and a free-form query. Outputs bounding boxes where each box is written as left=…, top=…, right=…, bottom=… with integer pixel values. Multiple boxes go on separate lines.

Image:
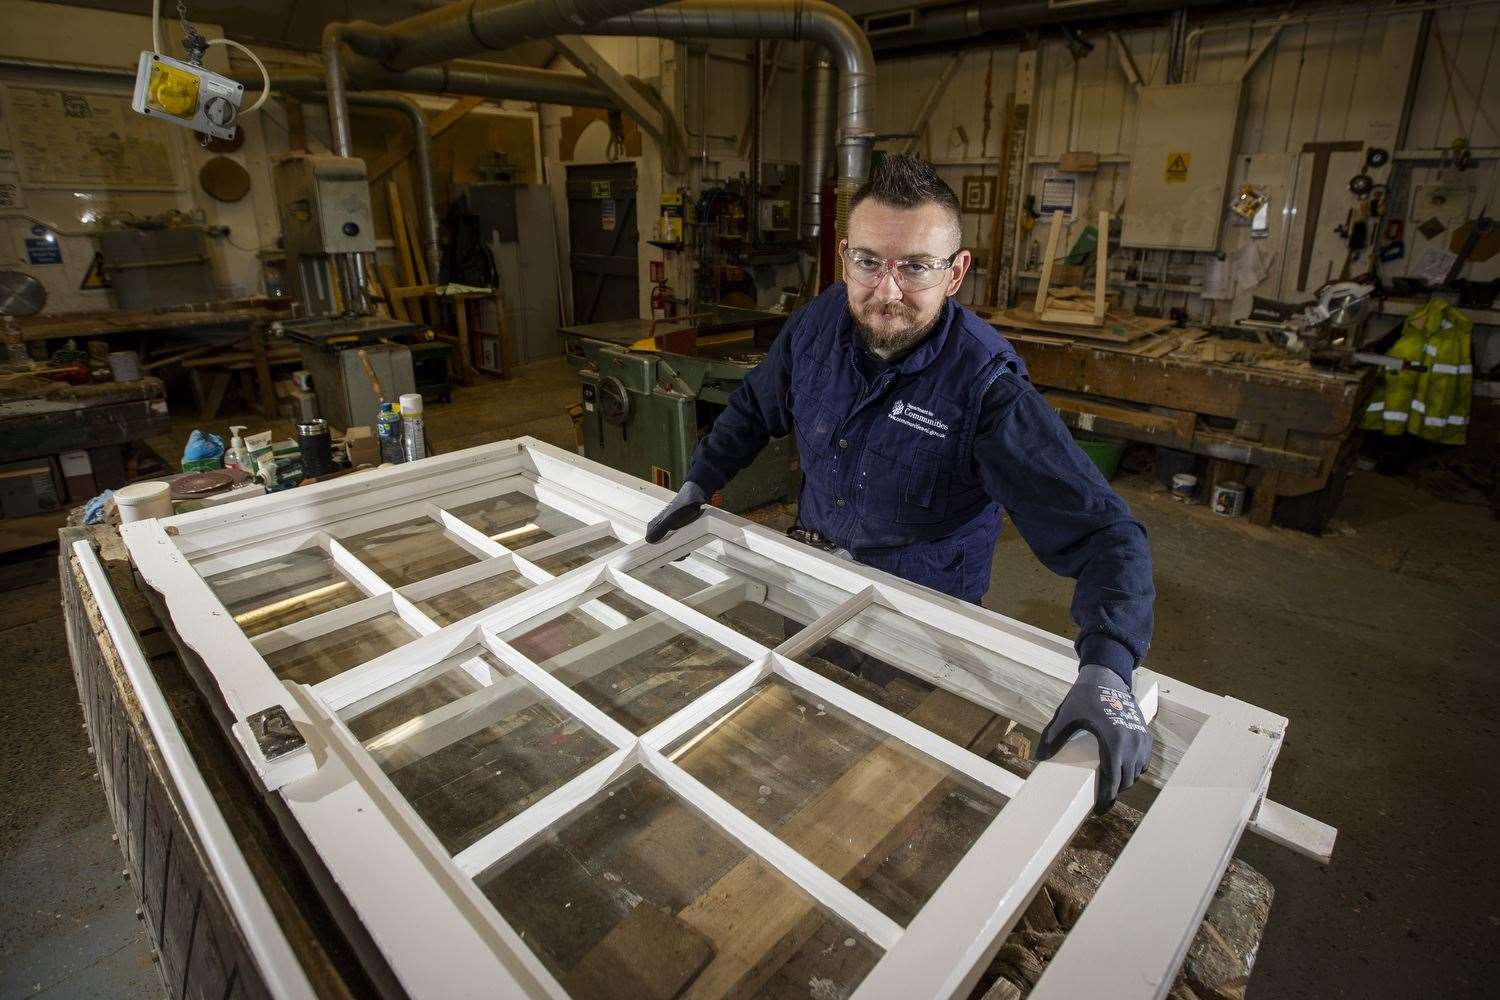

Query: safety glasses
left=841, top=241, right=960, bottom=291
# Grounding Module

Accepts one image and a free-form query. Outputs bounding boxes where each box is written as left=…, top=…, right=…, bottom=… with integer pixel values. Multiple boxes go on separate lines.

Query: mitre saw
left=1240, top=281, right=1377, bottom=352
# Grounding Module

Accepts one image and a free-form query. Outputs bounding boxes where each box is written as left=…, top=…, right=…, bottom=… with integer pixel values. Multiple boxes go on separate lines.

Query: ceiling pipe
left=586, top=0, right=875, bottom=186
left=375, top=0, right=670, bottom=71
left=858, top=0, right=1237, bottom=55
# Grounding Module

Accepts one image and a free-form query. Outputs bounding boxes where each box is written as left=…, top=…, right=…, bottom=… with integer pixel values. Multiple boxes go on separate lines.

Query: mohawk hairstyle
left=848, top=153, right=963, bottom=248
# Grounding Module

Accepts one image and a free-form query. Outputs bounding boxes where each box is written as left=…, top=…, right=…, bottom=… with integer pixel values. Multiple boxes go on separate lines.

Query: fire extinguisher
left=650, top=259, right=677, bottom=319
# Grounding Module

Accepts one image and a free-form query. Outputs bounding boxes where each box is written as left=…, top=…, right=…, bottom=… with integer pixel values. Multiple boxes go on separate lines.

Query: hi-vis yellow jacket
left=1361, top=298, right=1473, bottom=445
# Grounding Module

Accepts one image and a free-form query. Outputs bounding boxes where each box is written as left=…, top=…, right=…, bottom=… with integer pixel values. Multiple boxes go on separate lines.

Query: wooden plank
left=387, top=180, right=419, bottom=288
left=1042, top=391, right=1196, bottom=450
left=993, top=306, right=1169, bottom=343
left=671, top=687, right=996, bottom=999
left=378, top=265, right=410, bottom=321
left=1033, top=210, right=1065, bottom=314
left=1094, top=210, right=1109, bottom=324
left=561, top=903, right=715, bottom=1000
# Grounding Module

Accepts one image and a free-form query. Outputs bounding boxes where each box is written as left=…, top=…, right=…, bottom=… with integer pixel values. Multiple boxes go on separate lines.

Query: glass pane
left=632, top=559, right=814, bottom=647
left=413, top=569, right=531, bottom=626
left=666, top=676, right=1005, bottom=927
left=202, top=547, right=362, bottom=637
left=475, top=769, right=882, bottom=999
left=447, top=491, right=585, bottom=548
left=802, top=604, right=1004, bottom=744
left=506, top=588, right=749, bottom=735
left=343, top=650, right=614, bottom=855
left=263, top=612, right=417, bottom=685
left=528, top=534, right=624, bottom=576
left=338, top=517, right=481, bottom=587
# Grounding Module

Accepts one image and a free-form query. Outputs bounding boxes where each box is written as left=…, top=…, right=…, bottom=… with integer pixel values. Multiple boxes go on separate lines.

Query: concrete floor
left=3, top=355, right=1497, bottom=998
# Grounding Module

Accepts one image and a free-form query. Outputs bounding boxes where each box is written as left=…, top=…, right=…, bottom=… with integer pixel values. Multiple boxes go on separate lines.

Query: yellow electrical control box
left=144, top=59, right=200, bottom=120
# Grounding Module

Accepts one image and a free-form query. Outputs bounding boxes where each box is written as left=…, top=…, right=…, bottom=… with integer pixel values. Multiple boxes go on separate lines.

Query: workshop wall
left=0, top=0, right=277, bottom=313
left=872, top=3, right=1500, bottom=327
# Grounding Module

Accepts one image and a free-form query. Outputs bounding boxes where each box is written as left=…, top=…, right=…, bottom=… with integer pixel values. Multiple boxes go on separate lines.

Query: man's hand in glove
left=645, top=482, right=709, bottom=544
left=1035, top=664, right=1153, bottom=812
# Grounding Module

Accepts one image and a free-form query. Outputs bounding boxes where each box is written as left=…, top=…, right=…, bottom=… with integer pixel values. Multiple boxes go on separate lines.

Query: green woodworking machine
left=563, top=307, right=797, bottom=513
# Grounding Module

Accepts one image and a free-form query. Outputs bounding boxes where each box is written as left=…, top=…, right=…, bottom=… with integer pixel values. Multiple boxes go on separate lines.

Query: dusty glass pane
left=527, top=534, right=624, bottom=576
left=202, top=547, right=362, bottom=637
left=475, top=768, right=882, bottom=999
left=337, top=517, right=481, bottom=586
left=667, top=676, right=1005, bottom=926
left=505, top=588, right=749, bottom=735
left=803, top=603, right=1011, bottom=749
left=446, top=491, right=585, bottom=548
left=413, top=570, right=531, bottom=626
left=263, top=612, right=416, bottom=685
left=342, top=650, right=613, bottom=855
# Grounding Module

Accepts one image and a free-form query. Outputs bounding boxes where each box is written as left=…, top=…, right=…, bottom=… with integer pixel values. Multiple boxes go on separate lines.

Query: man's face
left=844, top=199, right=972, bottom=357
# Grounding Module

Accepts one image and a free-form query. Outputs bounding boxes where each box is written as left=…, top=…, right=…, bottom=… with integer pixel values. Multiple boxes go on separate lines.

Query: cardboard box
left=58, top=449, right=98, bottom=502
left=344, top=426, right=379, bottom=468
left=0, top=458, right=63, bottom=517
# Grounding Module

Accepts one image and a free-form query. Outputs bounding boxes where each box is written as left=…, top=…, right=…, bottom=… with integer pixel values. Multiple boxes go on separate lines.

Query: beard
left=852, top=298, right=942, bottom=358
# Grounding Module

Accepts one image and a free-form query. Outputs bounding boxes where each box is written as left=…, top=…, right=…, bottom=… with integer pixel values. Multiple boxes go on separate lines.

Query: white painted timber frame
left=107, top=438, right=1336, bottom=999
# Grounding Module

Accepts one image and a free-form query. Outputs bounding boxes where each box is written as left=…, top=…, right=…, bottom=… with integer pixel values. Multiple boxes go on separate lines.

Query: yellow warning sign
left=1165, top=152, right=1191, bottom=184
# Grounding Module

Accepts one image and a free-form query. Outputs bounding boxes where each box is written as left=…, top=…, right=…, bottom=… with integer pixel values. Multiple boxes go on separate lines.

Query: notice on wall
left=25, top=236, right=62, bottom=265
left=1165, top=152, right=1191, bottom=184
left=0, top=174, right=22, bottom=209
left=601, top=199, right=616, bottom=232
left=2, top=85, right=182, bottom=191
left=1039, top=175, right=1076, bottom=218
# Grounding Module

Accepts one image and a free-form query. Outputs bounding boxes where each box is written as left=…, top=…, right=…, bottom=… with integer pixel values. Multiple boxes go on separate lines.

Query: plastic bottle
left=376, top=402, right=405, bottom=465
left=399, top=393, right=426, bottom=462
left=223, top=426, right=250, bottom=471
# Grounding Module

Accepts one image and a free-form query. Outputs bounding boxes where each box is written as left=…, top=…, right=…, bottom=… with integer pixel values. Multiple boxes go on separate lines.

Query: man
left=646, top=155, right=1154, bottom=811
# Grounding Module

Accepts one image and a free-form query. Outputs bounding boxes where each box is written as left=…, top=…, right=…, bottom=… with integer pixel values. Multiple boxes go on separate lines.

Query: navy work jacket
left=687, top=284, right=1154, bottom=681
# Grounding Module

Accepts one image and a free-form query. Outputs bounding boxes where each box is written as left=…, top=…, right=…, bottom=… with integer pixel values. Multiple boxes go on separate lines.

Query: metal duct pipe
left=589, top=0, right=875, bottom=185
left=252, top=63, right=618, bottom=109
left=800, top=50, right=835, bottom=239
left=862, top=0, right=1237, bottom=54
left=377, top=0, right=670, bottom=71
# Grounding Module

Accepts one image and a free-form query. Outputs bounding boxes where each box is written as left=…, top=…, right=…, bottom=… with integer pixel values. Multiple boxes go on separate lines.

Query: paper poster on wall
left=0, top=175, right=22, bottom=209
left=1039, top=175, right=1076, bottom=218
left=601, top=199, right=616, bottom=232
left=1165, top=152, right=1191, bottom=183
left=2, top=85, right=183, bottom=191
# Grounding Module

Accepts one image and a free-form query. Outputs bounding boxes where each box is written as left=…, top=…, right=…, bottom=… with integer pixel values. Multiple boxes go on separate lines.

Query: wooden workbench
left=60, top=517, right=1275, bottom=999
left=989, top=319, right=1375, bottom=530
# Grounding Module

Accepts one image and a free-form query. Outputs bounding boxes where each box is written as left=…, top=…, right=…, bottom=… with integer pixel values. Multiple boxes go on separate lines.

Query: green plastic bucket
left=1074, top=434, right=1127, bottom=480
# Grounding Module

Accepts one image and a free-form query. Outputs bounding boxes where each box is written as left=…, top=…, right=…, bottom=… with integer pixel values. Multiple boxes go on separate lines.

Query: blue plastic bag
left=184, top=430, right=224, bottom=462
left=83, top=490, right=114, bottom=525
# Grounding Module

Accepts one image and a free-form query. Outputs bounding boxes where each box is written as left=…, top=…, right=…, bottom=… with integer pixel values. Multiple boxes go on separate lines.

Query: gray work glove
left=645, top=481, right=708, bottom=544
left=1035, top=664, right=1153, bottom=813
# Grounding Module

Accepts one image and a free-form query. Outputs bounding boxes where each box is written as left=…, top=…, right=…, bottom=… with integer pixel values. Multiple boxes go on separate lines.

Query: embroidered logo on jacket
left=887, top=400, right=949, bottom=439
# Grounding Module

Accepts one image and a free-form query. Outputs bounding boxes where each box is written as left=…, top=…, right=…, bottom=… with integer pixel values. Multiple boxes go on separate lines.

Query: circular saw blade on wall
left=0, top=270, right=47, bottom=317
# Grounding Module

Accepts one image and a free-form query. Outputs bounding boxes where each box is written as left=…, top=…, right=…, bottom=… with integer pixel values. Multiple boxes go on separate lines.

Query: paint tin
left=1170, top=473, right=1198, bottom=501
left=115, top=481, right=173, bottom=522
left=1212, top=481, right=1247, bottom=517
